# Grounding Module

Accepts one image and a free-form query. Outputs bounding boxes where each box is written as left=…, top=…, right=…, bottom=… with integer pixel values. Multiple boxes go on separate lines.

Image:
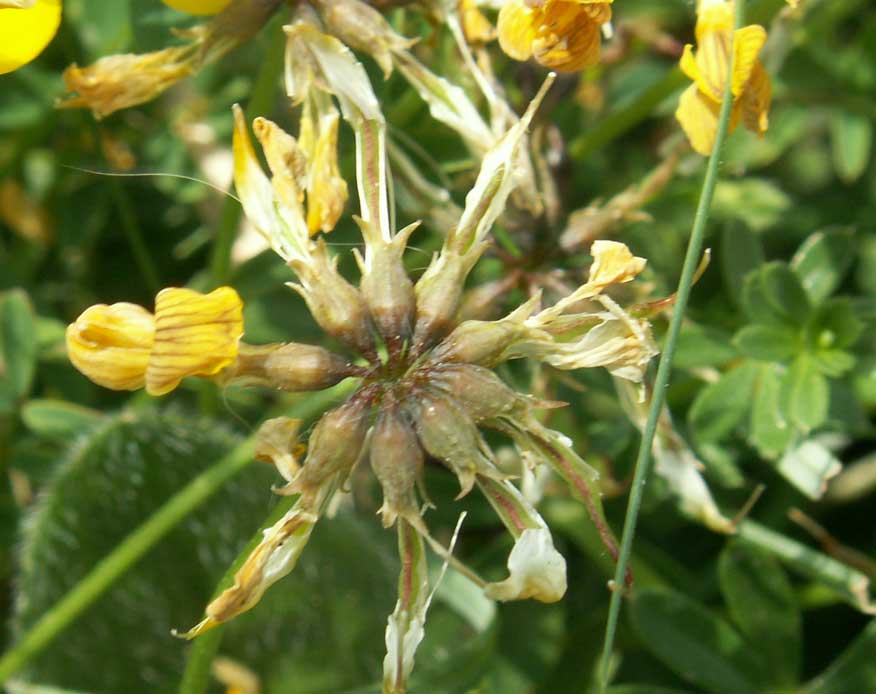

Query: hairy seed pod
left=428, top=363, right=521, bottom=422
left=230, top=342, right=358, bottom=391
left=283, top=392, right=373, bottom=497
left=358, top=221, right=417, bottom=356
left=412, top=250, right=468, bottom=351
left=290, top=240, right=376, bottom=358
left=427, top=317, right=527, bottom=367
left=369, top=401, right=423, bottom=527
left=406, top=387, right=504, bottom=498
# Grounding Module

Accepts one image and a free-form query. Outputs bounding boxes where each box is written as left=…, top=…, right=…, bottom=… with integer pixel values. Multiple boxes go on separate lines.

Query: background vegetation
left=1, top=0, right=875, bottom=692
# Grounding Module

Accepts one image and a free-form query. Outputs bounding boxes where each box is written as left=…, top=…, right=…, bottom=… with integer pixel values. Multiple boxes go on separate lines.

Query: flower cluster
left=65, top=9, right=658, bottom=691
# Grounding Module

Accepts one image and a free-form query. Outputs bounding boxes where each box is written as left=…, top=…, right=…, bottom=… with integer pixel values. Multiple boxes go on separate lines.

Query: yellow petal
left=145, top=287, right=244, bottom=396
left=587, top=240, right=647, bottom=289
left=0, top=0, right=61, bottom=75
left=740, top=61, right=771, bottom=136
left=161, top=0, right=230, bottom=15
left=693, top=22, right=732, bottom=102
left=497, top=0, right=537, bottom=61
left=695, top=2, right=734, bottom=42
left=676, top=83, right=742, bottom=156
left=731, top=24, right=767, bottom=96
left=532, top=2, right=605, bottom=72
left=459, top=0, right=496, bottom=44
left=679, top=44, right=699, bottom=82
left=66, top=303, right=155, bottom=391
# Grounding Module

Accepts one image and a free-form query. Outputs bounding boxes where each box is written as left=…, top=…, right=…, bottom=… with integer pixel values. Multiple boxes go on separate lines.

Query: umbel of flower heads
left=65, top=15, right=657, bottom=694
left=675, top=0, right=772, bottom=155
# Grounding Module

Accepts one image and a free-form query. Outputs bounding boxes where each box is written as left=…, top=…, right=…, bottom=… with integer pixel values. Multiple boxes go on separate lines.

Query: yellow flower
left=161, top=0, right=230, bottom=15
left=497, top=0, right=612, bottom=72
left=66, top=287, right=244, bottom=395
left=0, top=0, right=61, bottom=75
left=675, top=0, right=772, bottom=155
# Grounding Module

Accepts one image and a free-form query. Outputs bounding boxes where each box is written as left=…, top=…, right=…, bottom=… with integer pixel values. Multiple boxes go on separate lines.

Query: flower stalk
left=597, top=0, right=748, bottom=690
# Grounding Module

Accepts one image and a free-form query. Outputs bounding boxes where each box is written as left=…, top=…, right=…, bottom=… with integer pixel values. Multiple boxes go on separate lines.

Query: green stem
left=208, top=26, right=285, bottom=287
left=109, top=177, right=161, bottom=294
left=0, top=438, right=257, bottom=684
left=597, top=2, right=746, bottom=691
left=568, top=68, right=687, bottom=161
left=178, top=378, right=359, bottom=693
left=178, top=495, right=296, bottom=694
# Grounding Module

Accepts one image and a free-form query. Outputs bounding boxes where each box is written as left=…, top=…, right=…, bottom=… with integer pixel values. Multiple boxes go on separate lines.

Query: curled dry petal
left=254, top=417, right=305, bottom=483
left=180, top=496, right=324, bottom=638
left=484, top=527, right=567, bottom=602
left=60, top=44, right=200, bottom=119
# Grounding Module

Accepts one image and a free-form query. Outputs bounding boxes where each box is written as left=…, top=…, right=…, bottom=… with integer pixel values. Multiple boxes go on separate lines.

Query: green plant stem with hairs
left=597, top=1, right=747, bottom=691
left=0, top=438, right=257, bottom=684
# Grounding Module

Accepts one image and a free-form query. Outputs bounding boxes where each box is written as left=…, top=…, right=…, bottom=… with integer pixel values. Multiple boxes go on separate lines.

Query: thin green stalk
left=0, top=438, right=257, bottom=684
left=109, top=177, right=161, bottom=294
left=597, top=2, right=746, bottom=691
left=208, top=26, right=286, bottom=287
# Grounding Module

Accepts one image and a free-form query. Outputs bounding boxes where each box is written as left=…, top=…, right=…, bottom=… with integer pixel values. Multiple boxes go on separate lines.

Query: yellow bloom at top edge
left=497, top=0, right=613, bottom=72
left=66, top=286, right=244, bottom=396
left=0, top=0, right=61, bottom=75
left=161, top=0, right=231, bottom=16
left=675, top=0, right=772, bottom=155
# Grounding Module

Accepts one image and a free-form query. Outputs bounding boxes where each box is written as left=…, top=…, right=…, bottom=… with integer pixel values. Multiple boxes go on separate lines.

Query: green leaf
left=742, top=262, right=811, bottom=327
left=718, top=541, right=801, bottom=686
left=20, top=400, right=103, bottom=439
left=712, top=179, right=791, bottom=232
left=720, top=223, right=764, bottom=307
left=812, top=349, right=856, bottom=378
left=0, top=289, right=38, bottom=404
left=10, top=410, right=409, bottom=693
left=804, top=298, right=864, bottom=354
left=732, top=324, right=800, bottom=362
left=791, top=228, right=855, bottom=304
left=829, top=110, right=873, bottom=184
left=630, top=587, right=767, bottom=694
left=688, top=362, right=759, bottom=443
left=608, top=687, right=694, bottom=694
left=750, top=364, right=793, bottom=459
left=781, top=355, right=830, bottom=431
left=803, top=620, right=876, bottom=694
left=674, top=323, right=737, bottom=369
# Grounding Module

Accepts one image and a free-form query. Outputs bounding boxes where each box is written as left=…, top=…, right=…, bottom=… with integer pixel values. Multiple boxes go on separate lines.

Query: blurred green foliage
left=2, top=0, right=876, bottom=692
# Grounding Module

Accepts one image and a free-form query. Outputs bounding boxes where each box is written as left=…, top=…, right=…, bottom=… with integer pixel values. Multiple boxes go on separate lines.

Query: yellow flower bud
left=66, top=287, right=244, bottom=396
left=0, top=0, right=61, bottom=75
left=161, top=0, right=230, bottom=15
left=66, top=303, right=156, bottom=391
